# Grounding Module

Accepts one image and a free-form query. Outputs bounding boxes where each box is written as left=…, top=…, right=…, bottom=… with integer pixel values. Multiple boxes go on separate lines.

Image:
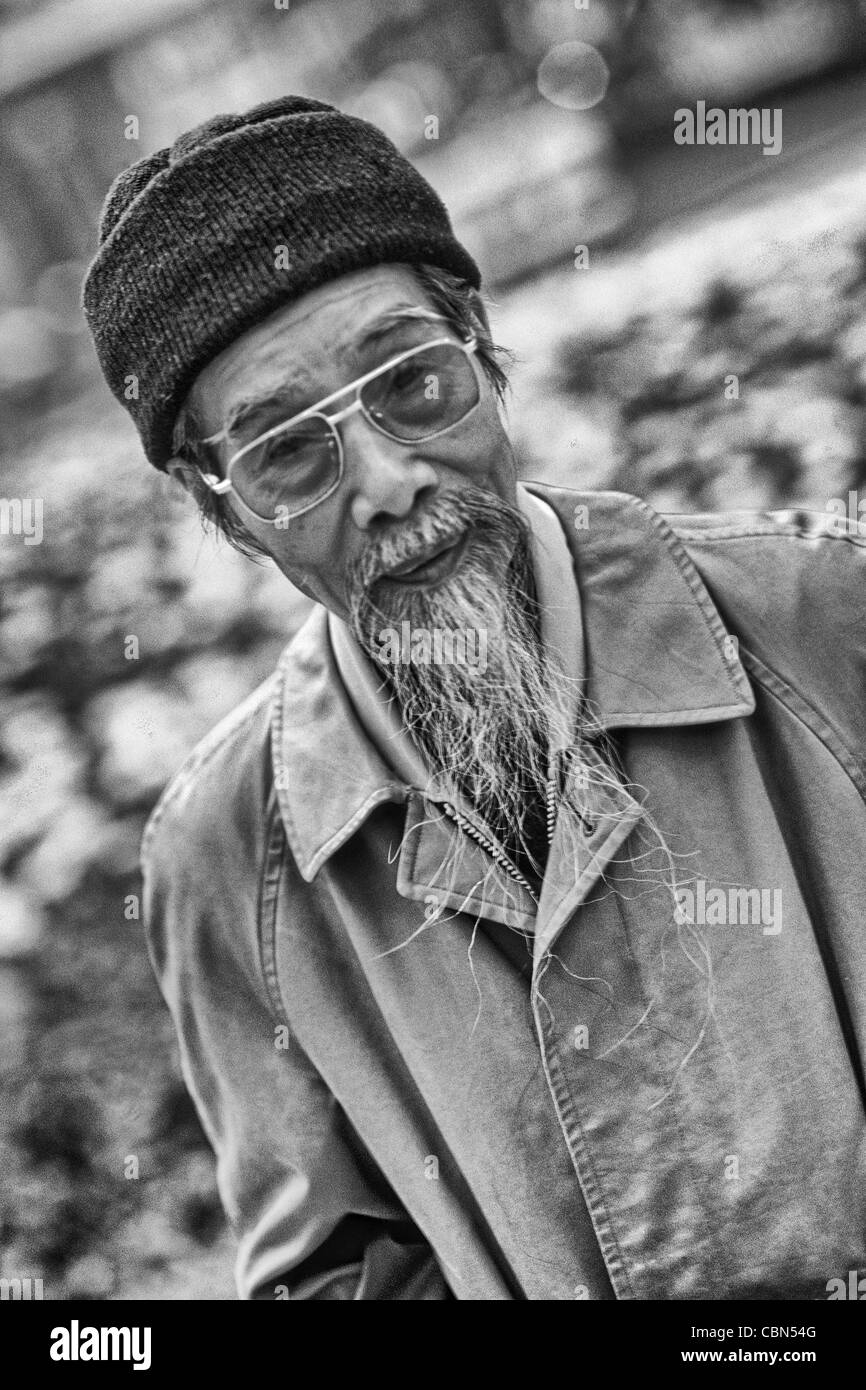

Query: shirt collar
left=517, top=487, right=585, bottom=756
left=272, top=485, right=755, bottom=881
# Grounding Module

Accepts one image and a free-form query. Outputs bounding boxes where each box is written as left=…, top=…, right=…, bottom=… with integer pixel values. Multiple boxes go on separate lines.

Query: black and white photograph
left=2, top=0, right=866, bottom=1342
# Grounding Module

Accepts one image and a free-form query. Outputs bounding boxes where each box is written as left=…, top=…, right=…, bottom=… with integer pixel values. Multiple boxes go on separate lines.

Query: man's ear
left=164, top=455, right=200, bottom=494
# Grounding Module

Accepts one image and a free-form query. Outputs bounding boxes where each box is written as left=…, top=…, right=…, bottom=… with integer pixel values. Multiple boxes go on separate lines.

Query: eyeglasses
left=198, top=334, right=481, bottom=526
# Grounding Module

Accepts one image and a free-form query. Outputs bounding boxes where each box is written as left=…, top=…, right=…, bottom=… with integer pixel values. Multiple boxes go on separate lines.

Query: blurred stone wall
left=3, top=0, right=866, bottom=1301
left=0, top=423, right=310, bottom=1299
left=501, top=166, right=866, bottom=516
left=3, top=160, right=866, bottom=1296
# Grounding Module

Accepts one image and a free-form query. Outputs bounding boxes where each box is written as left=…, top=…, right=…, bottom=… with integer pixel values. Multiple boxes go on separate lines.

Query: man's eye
left=264, top=426, right=328, bottom=467
left=268, top=432, right=308, bottom=462
left=387, top=359, right=427, bottom=394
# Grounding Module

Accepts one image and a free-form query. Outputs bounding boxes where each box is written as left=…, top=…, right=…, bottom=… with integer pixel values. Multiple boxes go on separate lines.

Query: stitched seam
left=601, top=699, right=753, bottom=727
left=305, top=786, right=406, bottom=880
left=536, top=1008, right=633, bottom=1299
left=626, top=496, right=750, bottom=702
left=399, top=795, right=536, bottom=929
left=259, top=788, right=291, bottom=1024
left=738, top=647, right=866, bottom=802
left=673, top=523, right=866, bottom=548
left=269, top=648, right=308, bottom=872
left=402, top=795, right=422, bottom=883
left=407, top=883, right=535, bottom=932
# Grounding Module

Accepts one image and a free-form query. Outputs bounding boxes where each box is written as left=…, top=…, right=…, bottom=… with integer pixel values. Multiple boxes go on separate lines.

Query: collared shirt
left=141, top=484, right=866, bottom=1300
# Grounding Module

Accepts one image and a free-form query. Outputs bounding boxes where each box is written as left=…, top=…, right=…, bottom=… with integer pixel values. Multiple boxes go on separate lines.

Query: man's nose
left=341, top=409, right=439, bottom=529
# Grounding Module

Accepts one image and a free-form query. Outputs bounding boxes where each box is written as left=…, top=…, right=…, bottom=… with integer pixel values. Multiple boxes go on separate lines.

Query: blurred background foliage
left=2, top=0, right=866, bottom=1298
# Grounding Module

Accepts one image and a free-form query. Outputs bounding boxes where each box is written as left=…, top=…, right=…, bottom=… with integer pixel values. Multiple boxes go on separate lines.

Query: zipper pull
left=558, top=748, right=597, bottom=837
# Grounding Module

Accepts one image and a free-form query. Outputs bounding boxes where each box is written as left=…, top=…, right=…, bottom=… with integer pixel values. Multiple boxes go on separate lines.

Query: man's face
left=185, top=264, right=519, bottom=621
left=185, top=263, right=570, bottom=860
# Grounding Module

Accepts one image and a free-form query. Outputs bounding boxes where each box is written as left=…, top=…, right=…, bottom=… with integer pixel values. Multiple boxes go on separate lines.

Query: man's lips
left=379, top=532, right=467, bottom=585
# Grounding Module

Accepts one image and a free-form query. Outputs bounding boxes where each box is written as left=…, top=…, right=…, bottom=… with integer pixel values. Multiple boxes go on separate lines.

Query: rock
left=0, top=704, right=87, bottom=864
left=0, top=878, right=45, bottom=960
left=838, top=318, right=866, bottom=382
left=113, top=1208, right=195, bottom=1265
left=92, top=817, right=147, bottom=878
left=0, top=585, right=57, bottom=680
left=176, top=651, right=272, bottom=727
left=17, top=797, right=114, bottom=905
left=173, top=522, right=256, bottom=634
left=87, top=682, right=206, bottom=808
left=0, top=306, right=59, bottom=400
left=63, top=1252, right=117, bottom=1299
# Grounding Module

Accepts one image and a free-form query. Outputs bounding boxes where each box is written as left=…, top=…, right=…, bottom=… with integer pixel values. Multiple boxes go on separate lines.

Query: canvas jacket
left=141, top=483, right=866, bottom=1301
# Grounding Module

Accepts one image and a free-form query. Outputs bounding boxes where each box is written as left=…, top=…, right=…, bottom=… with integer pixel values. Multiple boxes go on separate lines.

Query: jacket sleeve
left=140, top=720, right=453, bottom=1301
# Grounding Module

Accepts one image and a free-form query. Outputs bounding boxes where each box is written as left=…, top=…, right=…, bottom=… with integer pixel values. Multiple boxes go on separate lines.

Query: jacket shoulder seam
left=671, top=516, right=866, bottom=548
left=739, top=646, right=866, bottom=802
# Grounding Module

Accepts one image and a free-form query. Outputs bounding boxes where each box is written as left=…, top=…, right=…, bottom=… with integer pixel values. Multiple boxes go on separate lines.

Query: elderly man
left=83, top=96, right=866, bottom=1301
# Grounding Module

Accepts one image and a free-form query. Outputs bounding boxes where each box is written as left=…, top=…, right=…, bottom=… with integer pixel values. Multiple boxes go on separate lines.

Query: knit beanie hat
left=82, top=94, right=481, bottom=470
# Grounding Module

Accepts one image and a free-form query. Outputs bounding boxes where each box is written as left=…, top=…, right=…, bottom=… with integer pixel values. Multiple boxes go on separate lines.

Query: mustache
left=346, top=486, right=527, bottom=597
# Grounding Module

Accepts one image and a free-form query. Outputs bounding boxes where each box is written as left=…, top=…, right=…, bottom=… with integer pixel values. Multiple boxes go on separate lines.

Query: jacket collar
left=272, top=485, right=755, bottom=882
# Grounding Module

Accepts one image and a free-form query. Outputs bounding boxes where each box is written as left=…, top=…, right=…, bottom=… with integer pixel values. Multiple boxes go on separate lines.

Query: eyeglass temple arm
left=199, top=474, right=232, bottom=495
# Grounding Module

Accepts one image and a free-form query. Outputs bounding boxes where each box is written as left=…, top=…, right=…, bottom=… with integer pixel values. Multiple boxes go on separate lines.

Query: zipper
left=440, top=800, right=540, bottom=907
left=438, top=758, right=597, bottom=909
left=557, top=747, right=596, bottom=836
left=545, top=774, right=557, bottom=845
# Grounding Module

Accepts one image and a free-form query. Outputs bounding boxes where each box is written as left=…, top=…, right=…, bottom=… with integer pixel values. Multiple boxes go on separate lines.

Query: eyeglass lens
left=230, top=341, right=479, bottom=522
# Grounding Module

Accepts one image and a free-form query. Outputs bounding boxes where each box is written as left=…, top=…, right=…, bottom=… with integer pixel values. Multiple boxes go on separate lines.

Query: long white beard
left=348, top=487, right=566, bottom=870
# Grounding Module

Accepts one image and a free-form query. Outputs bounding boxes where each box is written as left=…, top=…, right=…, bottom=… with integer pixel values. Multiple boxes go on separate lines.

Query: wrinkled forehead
left=188, top=264, right=445, bottom=438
